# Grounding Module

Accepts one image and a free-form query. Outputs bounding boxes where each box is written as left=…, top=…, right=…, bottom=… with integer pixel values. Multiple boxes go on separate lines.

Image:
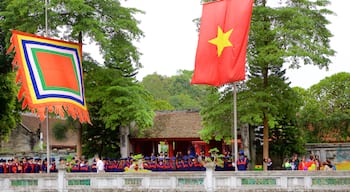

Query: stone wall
left=305, top=143, right=350, bottom=163
left=0, top=123, right=39, bottom=154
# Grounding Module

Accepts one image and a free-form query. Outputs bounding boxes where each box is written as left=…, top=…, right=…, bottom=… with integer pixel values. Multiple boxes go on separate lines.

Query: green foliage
left=151, top=100, right=175, bottom=111
left=132, top=154, right=143, bottom=161
left=168, top=94, right=198, bottom=110
left=205, top=147, right=224, bottom=168
left=82, top=112, right=121, bottom=159
left=141, top=70, right=209, bottom=110
left=198, top=0, right=333, bottom=162
left=208, top=147, right=219, bottom=154
left=86, top=63, right=154, bottom=131
left=141, top=73, right=172, bottom=100
left=82, top=61, right=154, bottom=158
left=169, top=70, right=208, bottom=109
left=269, top=123, right=306, bottom=158
left=199, top=86, right=234, bottom=143
left=52, top=115, right=78, bottom=141
left=246, top=0, right=333, bottom=160
left=52, top=122, right=69, bottom=141
left=298, top=72, right=350, bottom=142
left=1, top=0, right=144, bottom=76
left=1, top=0, right=151, bottom=158
left=0, top=72, right=20, bottom=141
left=249, top=0, right=334, bottom=69
left=32, top=143, right=45, bottom=152
left=0, top=5, right=22, bottom=140
left=0, top=0, right=45, bottom=42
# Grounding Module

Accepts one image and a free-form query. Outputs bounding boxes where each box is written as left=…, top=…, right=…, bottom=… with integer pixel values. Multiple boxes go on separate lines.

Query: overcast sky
left=86, top=0, right=350, bottom=89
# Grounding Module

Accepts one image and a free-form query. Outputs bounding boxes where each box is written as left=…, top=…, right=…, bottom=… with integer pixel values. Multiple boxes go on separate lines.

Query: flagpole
left=46, top=108, right=50, bottom=173
left=233, top=83, right=238, bottom=172
left=45, top=0, right=50, bottom=173
left=45, top=0, right=48, bottom=34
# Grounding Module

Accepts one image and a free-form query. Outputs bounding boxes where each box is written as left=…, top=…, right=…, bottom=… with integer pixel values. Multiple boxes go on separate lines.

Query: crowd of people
left=0, top=157, right=58, bottom=173
left=66, top=153, right=237, bottom=173
left=272, top=153, right=336, bottom=171
left=0, top=151, right=242, bottom=173
left=1, top=152, right=335, bottom=174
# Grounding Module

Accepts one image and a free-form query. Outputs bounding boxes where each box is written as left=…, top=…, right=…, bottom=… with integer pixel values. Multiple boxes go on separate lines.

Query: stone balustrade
left=1, top=168, right=350, bottom=192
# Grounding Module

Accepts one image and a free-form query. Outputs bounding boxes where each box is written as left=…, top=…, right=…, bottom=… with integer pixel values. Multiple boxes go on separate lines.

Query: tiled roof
left=132, top=110, right=203, bottom=139
left=21, top=110, right=203, bottom=146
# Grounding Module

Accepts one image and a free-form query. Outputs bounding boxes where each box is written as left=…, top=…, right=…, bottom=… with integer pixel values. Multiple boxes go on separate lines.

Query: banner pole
left=45, top=0, right=50, bottom=173
left=233, top=83, right=238, bottom=171
left=46, top=108, right=50, bottom=173
left=45, top=0, right=48, bottom=35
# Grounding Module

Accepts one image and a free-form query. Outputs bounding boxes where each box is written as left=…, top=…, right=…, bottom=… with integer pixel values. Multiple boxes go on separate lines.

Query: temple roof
left=131, top=110, right=202, bottom=139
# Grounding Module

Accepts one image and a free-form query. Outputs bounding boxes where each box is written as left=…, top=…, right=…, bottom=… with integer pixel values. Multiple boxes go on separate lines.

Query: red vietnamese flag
left=191, top=0, right=253, bottom=86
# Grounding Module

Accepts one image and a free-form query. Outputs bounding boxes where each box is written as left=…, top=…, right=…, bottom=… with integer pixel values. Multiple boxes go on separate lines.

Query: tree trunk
left=76, top=123, right=82, bottom=159
left=241, top=124, right=250, bottom=167
left=263, top=112, right=269, bottom=170
left=249, top=124, right=256, bottom=170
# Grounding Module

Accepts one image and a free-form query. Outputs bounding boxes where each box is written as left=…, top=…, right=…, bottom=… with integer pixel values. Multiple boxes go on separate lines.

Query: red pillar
left=205, top=144, right=211, bottom=156
left=194, top=143, right=200, bottom=156
left=168, top=141, right=174, bottom=157
left=135, top=142, right=141, bottom=154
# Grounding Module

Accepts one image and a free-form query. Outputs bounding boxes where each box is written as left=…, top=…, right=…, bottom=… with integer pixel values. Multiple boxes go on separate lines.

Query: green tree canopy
left=246, top=0, right=334, bottom=164
left=83, top=60, right=154, bottom=158
left=1, top=0, right=153, bottom=158
left=299, top=72, right=350, bottom=142
left=197, top=0, right=334, bottom=168
left=141, top=70, right=209, bottom=110
left=1, top=0, right=144, bottom=73
left=0, top=8, right=21, bottom=140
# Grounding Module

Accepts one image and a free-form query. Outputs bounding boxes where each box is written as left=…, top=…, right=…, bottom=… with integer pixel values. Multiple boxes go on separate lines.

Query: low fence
left=1, top=167, right=350, bottom=192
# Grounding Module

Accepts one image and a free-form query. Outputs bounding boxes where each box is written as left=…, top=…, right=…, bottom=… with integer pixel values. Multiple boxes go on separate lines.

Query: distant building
left=0, top=112, right=77, bottom=155
left=1, top=111, right=241, bottom=158
left=127, top=110, right=241, bottom=158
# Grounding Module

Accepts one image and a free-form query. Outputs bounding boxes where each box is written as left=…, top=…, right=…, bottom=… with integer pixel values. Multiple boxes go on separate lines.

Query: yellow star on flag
left=208, top=26, right=233, bottom=57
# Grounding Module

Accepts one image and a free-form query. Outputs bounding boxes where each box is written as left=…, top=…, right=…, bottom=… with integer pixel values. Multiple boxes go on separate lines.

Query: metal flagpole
left=45, top=0, right=48, bottom=35
left=233, top=83, right=238, bottom=171
left=46, top=108, right=50, bottom=173
left=45, top=0, right=50, bottom=173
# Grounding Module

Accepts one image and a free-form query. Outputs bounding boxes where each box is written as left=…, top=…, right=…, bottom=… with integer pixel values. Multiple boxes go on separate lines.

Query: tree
left=245, top=0, right=334, bottom=169
left=168, top=94, right=199, bottom=110
left=141, top=70, right=209, bottom=110
left=82, top=60, right=154, bottom=158
left=199, top=85, right=236, bottom=143
left=52, top=115, right=83, bottom=158
left=197, top=0, right=334, bottom=170
left=1, top=0, right=150, bottom=158
left=0, top=2, right=20, bottom=140
left=2, top=0, right=144, bottom=74
left=299, top=72, right=350, bottom=142
left=0, top=72, right=20, bottom=141
left=168, top=70, right=208, bottom=110
left=0, top=4, right=21, bottom=141
left=199, top=80, right=306, bottom=169
left=151, top=100, right=175, bottom=111
left=141, top=73, right=175, bottom=110
left=141, top=73, right=172, bottom=101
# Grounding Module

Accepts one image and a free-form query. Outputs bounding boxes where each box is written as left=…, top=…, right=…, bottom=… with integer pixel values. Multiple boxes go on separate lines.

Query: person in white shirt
left=95, top=156, right=104, bottom=173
